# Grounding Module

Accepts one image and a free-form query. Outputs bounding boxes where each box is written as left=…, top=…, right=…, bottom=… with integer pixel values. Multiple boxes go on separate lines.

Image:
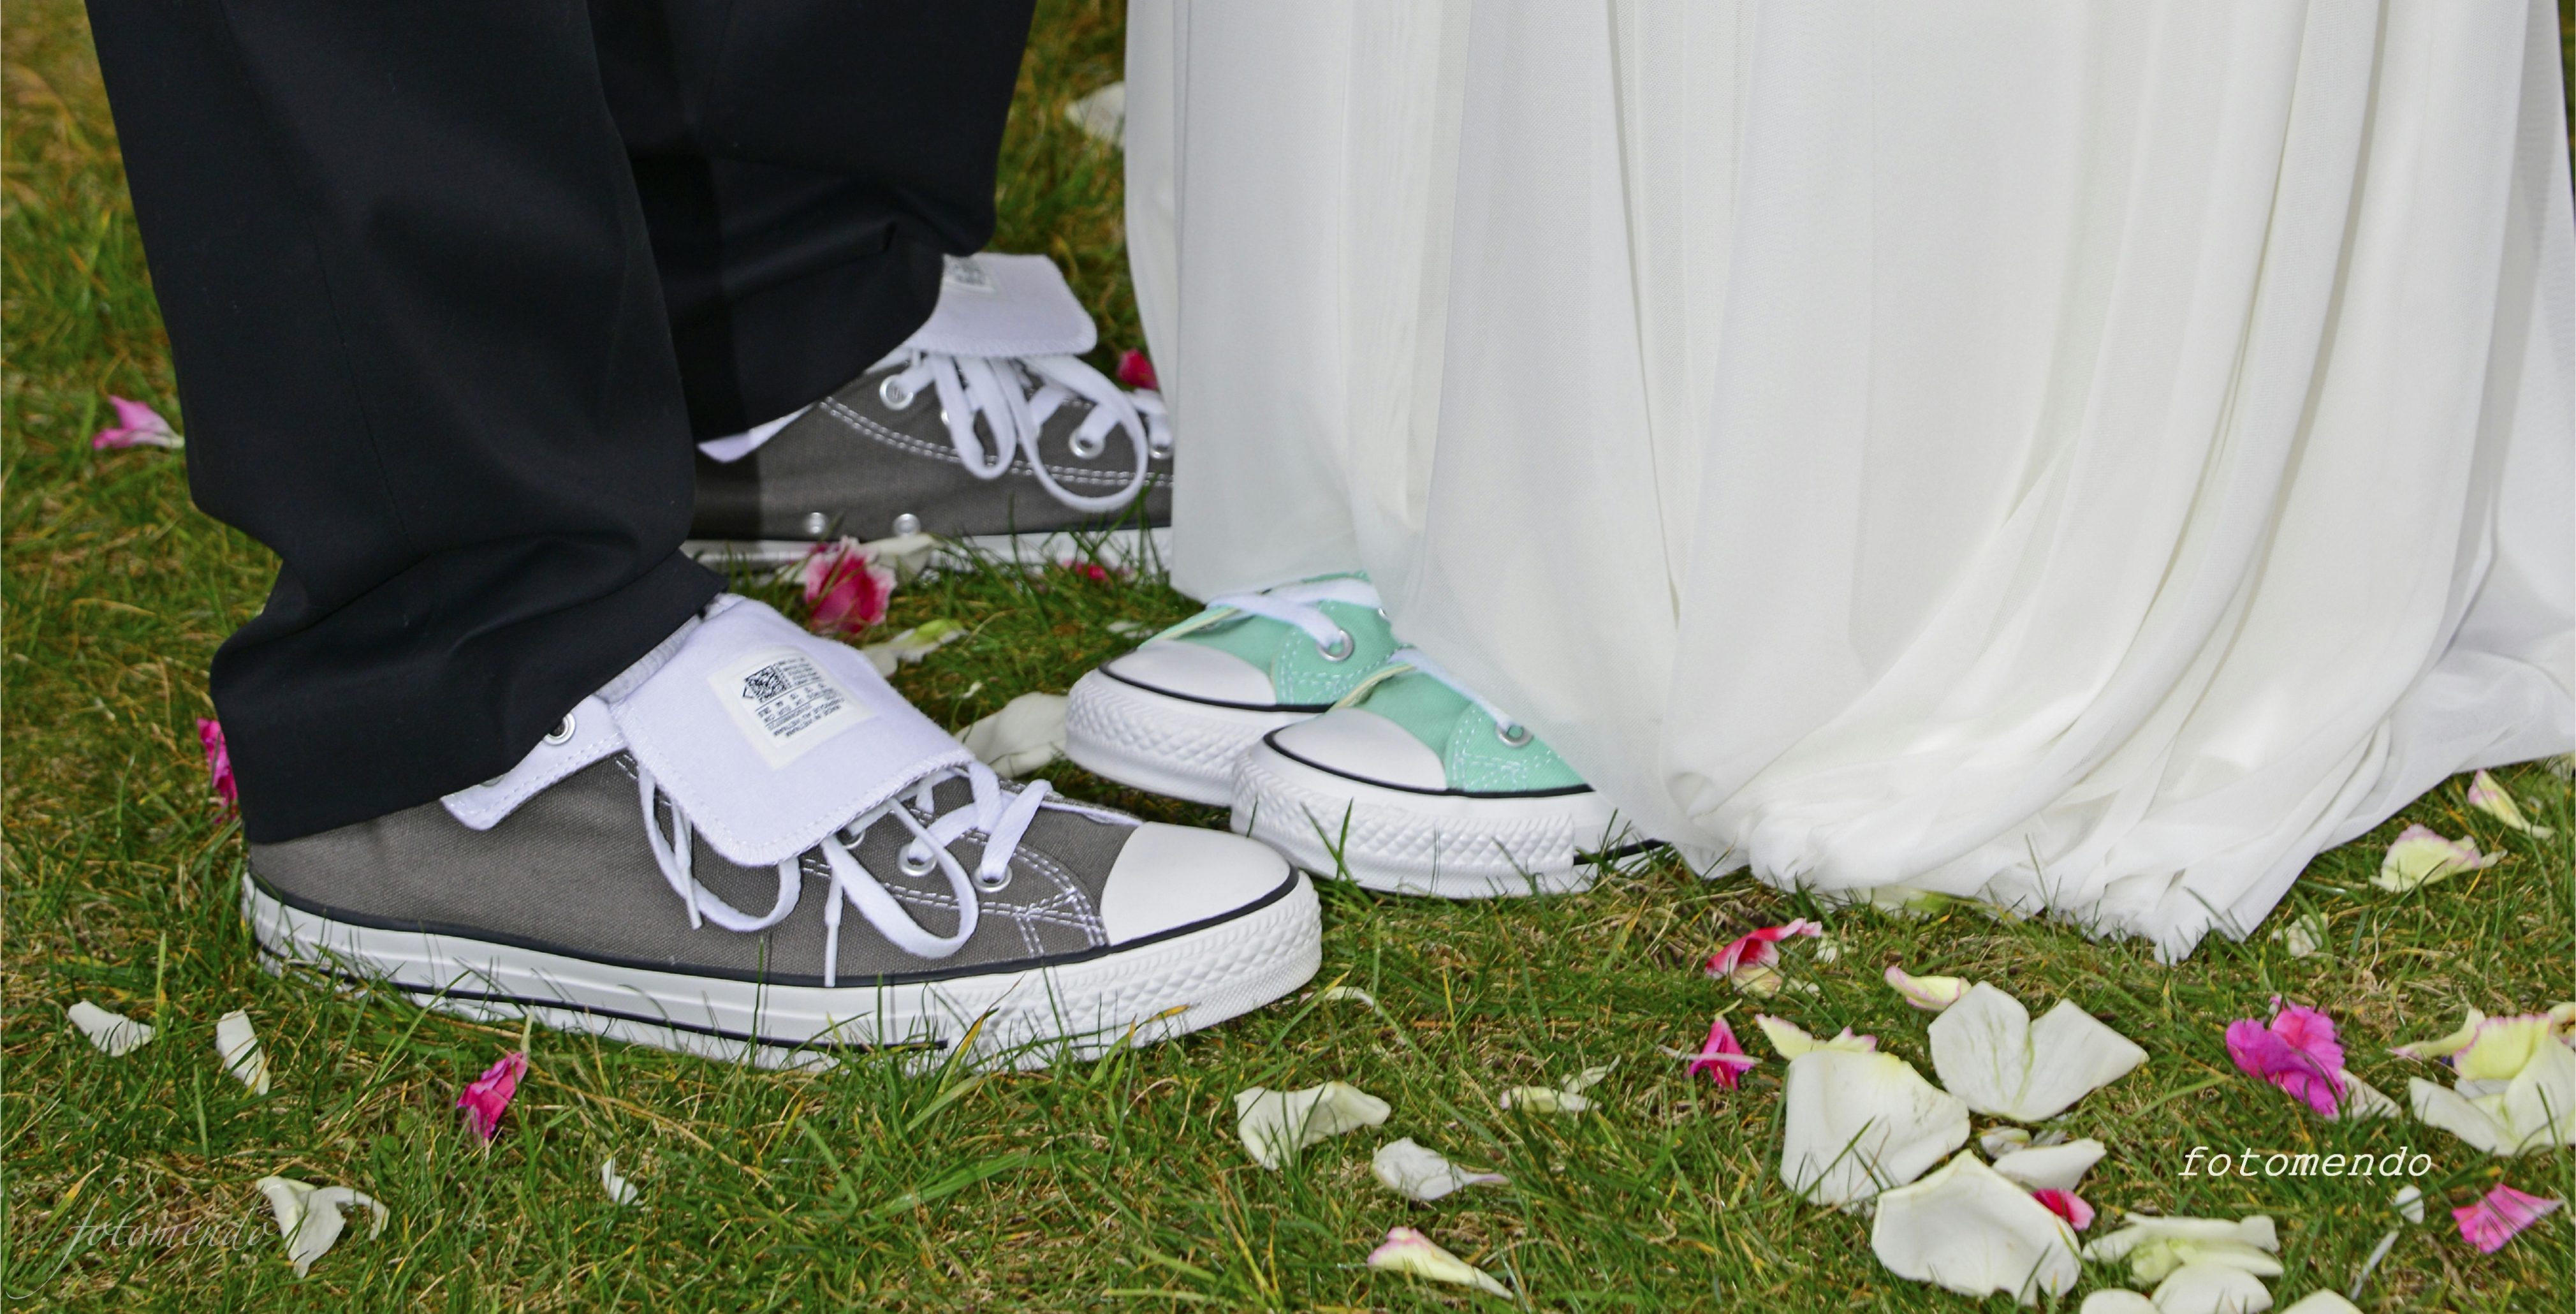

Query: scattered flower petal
left=1106, top=619, right=1153, bottom=638
left=2031, top=1188, right=2095, bottom=1231
left=1233, top=1082, right=1389, bottom=1169
left=2151, top=1261, right=2274, bottom=1314
left=1753, top=1014, right=1876, bottom=1059
left=1780, top=1049, right=1970, bottom=1207
left=957, top=692, right=1067, bottom=777
left=2405, top=1025, right=2576, bottom=1155
left=2270, top=912, right=2327, bottom=959
left=2276, top=1293, right=2362, bottom=1314
left=1979, top=1126, right=2032, bottom=1157
left=68, top=1001, right=154, bottom=1056
left=1991, top=1138, right=2106, bottom=1193
left=1498, top=1086, right=1588, bottom=1113
left=456, top=1051, right=529, bottom=1143
left=2396, top=1009, right=2563, bottom=1081
left=214, top=1010, right=270, bottom=1094
left=1113, top=348, right=1159, bottom=391
left=2225, top=998, right=2383, bottom=1119
left=1683, top=1015, right=1755, bottom=1088
left=800, top=538, right=896, bottom=636
left=1705, top=919, right=1823, bottom=996
left=1067, top=82, right=1127, bottom=147
left=600, top=1156, right=640, bottom=1206
left=2392, top=1185, right=2423, bottom=1223
left=1885, top=965, right=1970, bottom=1011
left=2464, top=769, right=2552, bottom=837
left=198, top=718, right=237, bottom=813
left=2081, top=1293, right=2160, bottom=1314
left=2373, top=824, right=2503, bottom=892
left=1315, top=985, right=1377, bottom=1006
left=2451, top=1183, right=2559, bottom=1253
left=860, top=531, right=942, bottom=582
left=255, top=1175, right=385, bottom=1277
left=1870, top=1151, right=2080, bottom=1304
left=1372, top=1139, right=1507, bottom=1202
left=859, top=617, right=968, bottom=677
left=91, top=395, right=183, bottom=450
left=2084, top=1214, right=2281, bottom=1284
left=1365, top=1227, right=1511, bottom=1297
left=1929, top=984, right=2148, bottom=1122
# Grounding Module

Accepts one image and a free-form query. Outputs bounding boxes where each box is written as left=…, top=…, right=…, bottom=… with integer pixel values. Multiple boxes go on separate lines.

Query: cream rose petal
left=2406, top=1035, right=2576, bottom=1155
left=1979, top=1126, right=2034, bottom=1158
left=215, top=1010, right=271, bottom=1095
left=957, top=693, right=1068, bottom=778
left=600, top=1157, right=640, bottom=1206
left=2390, top=1009, right=2487, bottom=1061
left=2080, top=1292, right=2160, bottom=1314
left=1885, top=966, right=1970, bottom=1012
left=2270, top=913, right=2327, bottom=959
left=2373, top=825, right=2503, bottom=892
left=1371, top=1139, right=1508, bottom=1202
left=2464, top=769, right=2553, bottom=838
left=1928, top=985, right=2146, bottom=1122
left=2391, top=1185, right=2424, bottom=1223
left=1233, top=1082, right=1390, bottom=1170
left=2082, top=1215, right=2281, bottom=1284
left=254, top=1176, right=385, bottom=1278
left=1779, top=1049, right=1969, bottom=1207
left=1870, top=1151, right=2079, bottom=1304
left=1365, top=1227, right=1512, bottom=1297
left=2151, top=1262, right=2275, bottom=1314
left=68, top=1001, right=154, bottom=1057
left=1991, top=1138, right=2105, bottom=1193
left=1498, top=1086, right=1588, bottom=1114
left=1754, top=1014, right=1876, bottom=1059
left=2276, top=1294, right=2362, bottom=1314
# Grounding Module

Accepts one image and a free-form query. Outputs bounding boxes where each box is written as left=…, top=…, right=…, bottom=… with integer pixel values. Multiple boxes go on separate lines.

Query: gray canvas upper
left=692, top=360, right=1173, bottom=542
left=249, top=757, right=1171, bottom=987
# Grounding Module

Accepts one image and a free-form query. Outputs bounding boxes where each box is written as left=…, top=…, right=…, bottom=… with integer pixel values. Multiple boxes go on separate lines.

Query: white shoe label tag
left=707, top=647, right=872, bottom=767
left=941, top=253, right=996, bottom=293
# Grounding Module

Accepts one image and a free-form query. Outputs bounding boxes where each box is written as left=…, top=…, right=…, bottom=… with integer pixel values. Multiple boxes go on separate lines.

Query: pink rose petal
left=456, top=1051, right=529, bottom=1144
left=1685, top=1015, right=1756, bottom=1089
left=1114, top=349, right=1158, bottom=392
left=2453, top=1183, right=2560, bottom=1254
left=800, top=538, right=896, bottom=636
left=196, top=718, right=237, bottom=813
left=91, top=395, right=183, bottom=450
left=2225, top=997, right=2352, bottom=1118
left=1704, top=919, right=1822, bottom=992
left=2030, top=1188, right=2094, bottom=1231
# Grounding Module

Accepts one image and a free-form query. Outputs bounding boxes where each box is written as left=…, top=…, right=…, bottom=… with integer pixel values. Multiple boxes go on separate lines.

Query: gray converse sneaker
left=243, top=596, right=1318, bottom=1069
left=689, top=254, right=1171, bottom=568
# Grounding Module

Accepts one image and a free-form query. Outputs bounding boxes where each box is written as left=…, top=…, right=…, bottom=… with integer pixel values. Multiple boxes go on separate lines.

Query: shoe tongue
left=902, top=254, right=1095, bottom=358
left=610, top=596, right=971, bottom=866
left=1354, top=670, right=1477, bottom=755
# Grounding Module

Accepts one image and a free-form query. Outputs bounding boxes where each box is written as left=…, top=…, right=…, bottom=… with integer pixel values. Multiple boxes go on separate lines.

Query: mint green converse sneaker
left=1064, top=575, right=1400, bottom=804
left=1231, top=648, right=1633, bottom=897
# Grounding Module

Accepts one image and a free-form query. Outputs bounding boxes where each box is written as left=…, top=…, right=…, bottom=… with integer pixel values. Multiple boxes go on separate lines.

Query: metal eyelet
left=542, top=714, right=575, bottom=746
left=891, top=512, right=923, bottom=537
left=1069, top=430, right=1107, bottom=461
left=898, top=842, right=938, bottom=878
left=801, top=511, right=830, bottom=538
left=1315, top=631, right=1356, bottom=662
left=974, top=864, right=1013, bottom=892
left=1496, top=722, right=1533, bottom=748
left=878, top=376, right=917, bottom=410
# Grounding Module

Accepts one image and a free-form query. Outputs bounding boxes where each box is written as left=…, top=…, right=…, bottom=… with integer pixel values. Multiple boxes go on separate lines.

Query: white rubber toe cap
left=1097, top=823, right=1295, bottom=944
left=1266, top=708, right=1448, bottom=790
left=1102, top=641, right=1277, bottom=705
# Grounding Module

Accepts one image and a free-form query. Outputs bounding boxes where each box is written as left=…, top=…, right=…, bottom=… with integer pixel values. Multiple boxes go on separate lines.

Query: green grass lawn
left=5, top=2, right=2572, bottom=1309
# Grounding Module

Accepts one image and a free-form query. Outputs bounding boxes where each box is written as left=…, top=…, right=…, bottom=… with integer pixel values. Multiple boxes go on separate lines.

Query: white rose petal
left=2083, top=1214, right=2280, bottom=1283
left=2151, top=1261, right=2275, bottom=1314
left=1365, top=1227, right=1511, bottom=1297
left=1753, top=1014, right=1876, bottom=1059
left=1870, top=1151, right=2080, bottom=1304
left=1991, top=1138, right=2106, bottom=1193
left=1065, top=82, right=1127, bottom=146
left=858, top=619, right=968, bottom=676
left=2406, top=1035, right=2576, bottom=1155
left=1928, top=984, right=2146, bottom=1122
left=2081, top=1292, right=2160, bottom=1314
left=1371, top=1139, right=1508, bottom=1202
left=1315, top=986, right=1378, bottom=1007
left=1779, top=1049, right=1969, bottom=1207
left=856, top=531, right=941, bottom=582
left=600, top=1157, right=640, bottom=1206
left=1498, top=1086, right=1588, bottom=1114
left=1979, top=1126, right=2035, bottom=1158
left=2391, top=1185, right=2423, bottom=1223
left=2276, top=1292, right=2363, bottom=1314
left=1233, top=1082, right=1390, bottom=1170
left=957, top=693, right=1067, bottom=778
left=215, top=1010, right=270, bottom=1095
left=2373, top=825, right=2503, bottom=893
left=68, top=1001, right=154, bottom=1057
left=255, top=1175, right=385, bottom=1278
left=2270, top=913, right=2327, bottom=959
left=1885, top=966, right=1971, bottom=1011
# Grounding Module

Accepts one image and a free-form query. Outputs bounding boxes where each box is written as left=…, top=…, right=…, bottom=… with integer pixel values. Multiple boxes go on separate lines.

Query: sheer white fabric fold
left=1127, top=0, right=2573, bottom=957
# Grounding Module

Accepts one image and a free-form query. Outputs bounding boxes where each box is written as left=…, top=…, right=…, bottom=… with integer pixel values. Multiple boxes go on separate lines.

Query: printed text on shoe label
left=708, top=647, right=873, bottom=768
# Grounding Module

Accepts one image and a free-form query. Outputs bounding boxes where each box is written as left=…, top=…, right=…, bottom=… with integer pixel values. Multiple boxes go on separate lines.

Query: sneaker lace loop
left=881, top=348, right=1164, bottom=515
left=1172, top=577, right=1383, bottom=652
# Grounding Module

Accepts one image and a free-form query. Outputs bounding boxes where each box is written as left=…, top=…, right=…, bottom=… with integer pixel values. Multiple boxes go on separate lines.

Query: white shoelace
left=874, top=348, right=1171, bottom=514
left=1166, top=577, right=1383, bottom=658
left=1343, top=646, right=1529, bottom=742
left=636, top=758, right=1081, bottom=986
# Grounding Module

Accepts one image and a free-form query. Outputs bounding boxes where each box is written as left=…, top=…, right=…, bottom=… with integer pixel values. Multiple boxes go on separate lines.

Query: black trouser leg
left=591, top=1, right=1035, bottom=438
left=86, top=0, right=1026, bottom=843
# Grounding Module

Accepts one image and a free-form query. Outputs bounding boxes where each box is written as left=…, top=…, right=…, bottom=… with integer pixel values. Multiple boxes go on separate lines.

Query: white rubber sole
left=242, top=870, right=1319, bottom=1071
left=1063, top=668, right=1308, bottom=806
left=1231, top=741, right=1627, bottom=898
left=684, top=526, right=1170, bottom=573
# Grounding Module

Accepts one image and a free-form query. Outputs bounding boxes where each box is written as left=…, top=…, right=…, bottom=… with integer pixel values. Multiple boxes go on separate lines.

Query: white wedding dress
left=1122, top=1, right=2573, bottom=958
